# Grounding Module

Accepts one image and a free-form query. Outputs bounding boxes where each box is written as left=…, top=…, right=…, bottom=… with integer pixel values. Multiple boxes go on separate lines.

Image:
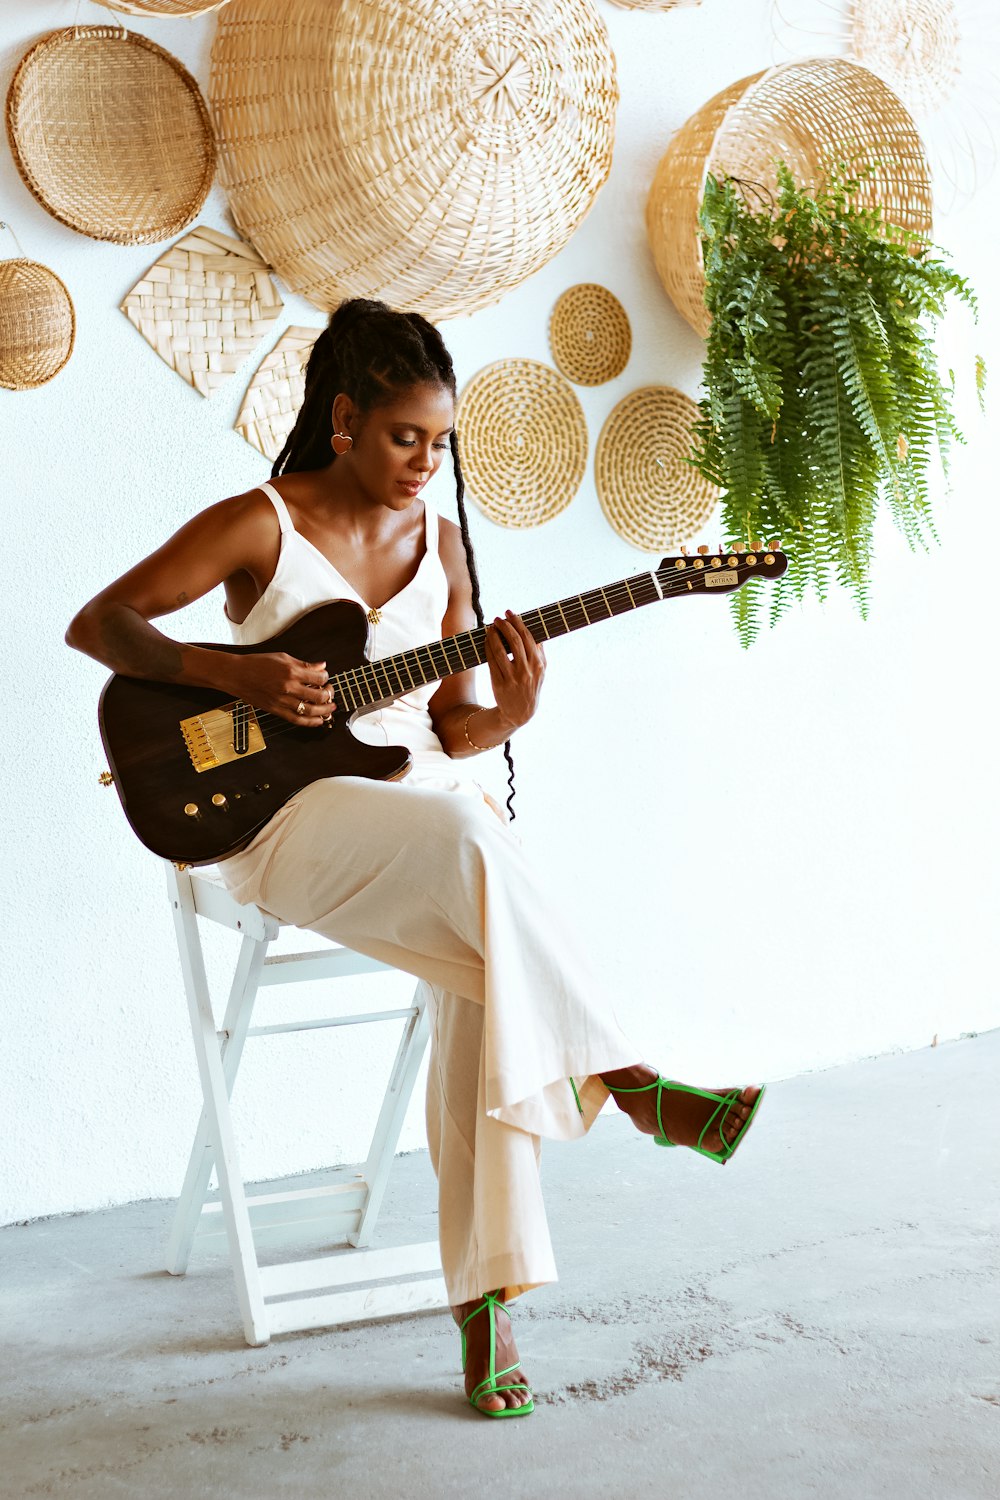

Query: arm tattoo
left=99, top=604, right=185, bottom=681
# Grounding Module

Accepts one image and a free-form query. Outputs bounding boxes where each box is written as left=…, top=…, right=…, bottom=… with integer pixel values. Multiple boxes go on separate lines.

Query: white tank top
left=226, top=481, right=476, bottom=786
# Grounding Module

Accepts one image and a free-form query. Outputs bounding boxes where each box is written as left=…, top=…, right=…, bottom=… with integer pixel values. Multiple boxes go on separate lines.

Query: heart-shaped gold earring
left=331, top=431, right=353, bottom=456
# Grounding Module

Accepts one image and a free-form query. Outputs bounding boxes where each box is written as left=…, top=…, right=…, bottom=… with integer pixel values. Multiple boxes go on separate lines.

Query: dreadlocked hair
left=272, top=297, right=518, bottom=820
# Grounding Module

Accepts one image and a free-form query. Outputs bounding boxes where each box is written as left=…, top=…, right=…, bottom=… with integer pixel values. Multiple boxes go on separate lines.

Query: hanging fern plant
left=690, top=164, right=980, bottom=646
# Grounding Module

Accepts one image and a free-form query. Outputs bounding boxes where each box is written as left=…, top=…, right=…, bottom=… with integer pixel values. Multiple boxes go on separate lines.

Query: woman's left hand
left=486, top=611, right=546, bottom=732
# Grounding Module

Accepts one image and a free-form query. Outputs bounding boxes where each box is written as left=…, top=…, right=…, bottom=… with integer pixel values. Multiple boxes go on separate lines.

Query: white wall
left=2, top=0, right=996, bottom=1224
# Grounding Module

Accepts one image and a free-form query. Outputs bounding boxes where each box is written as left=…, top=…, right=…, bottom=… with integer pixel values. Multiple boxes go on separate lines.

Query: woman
left=67, top=298, right=765, bottom=1419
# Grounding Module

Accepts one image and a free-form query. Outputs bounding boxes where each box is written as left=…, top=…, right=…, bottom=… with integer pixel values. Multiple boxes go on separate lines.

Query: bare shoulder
left=438, top=513, right=471, bottom=573
left=437, top=513, right=477, bottom=615
left=193, top=485, right=281, bottom=549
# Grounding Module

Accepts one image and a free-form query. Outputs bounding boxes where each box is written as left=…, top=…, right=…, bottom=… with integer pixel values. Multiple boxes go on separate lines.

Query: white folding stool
left=164, top=861, right=447, bottom=1346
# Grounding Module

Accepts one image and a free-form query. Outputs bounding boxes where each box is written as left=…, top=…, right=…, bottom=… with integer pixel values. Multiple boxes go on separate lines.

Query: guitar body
left=99, top=600, right=410, bottom=866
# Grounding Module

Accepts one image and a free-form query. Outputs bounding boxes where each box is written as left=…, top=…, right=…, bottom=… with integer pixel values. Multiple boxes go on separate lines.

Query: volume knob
left=211, top=793, right=229, bottom=811
left=184, top=803, right=201, bottom=819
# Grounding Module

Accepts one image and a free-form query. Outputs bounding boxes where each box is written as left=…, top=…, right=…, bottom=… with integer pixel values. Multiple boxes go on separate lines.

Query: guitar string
left=201, top=562, right=778, bottom=748
left=186, top=561, right=781, bottom=752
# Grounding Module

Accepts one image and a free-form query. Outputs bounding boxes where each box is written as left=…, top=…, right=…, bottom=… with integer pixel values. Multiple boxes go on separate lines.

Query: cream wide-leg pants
left=219, top=775, right=640, bottom=1305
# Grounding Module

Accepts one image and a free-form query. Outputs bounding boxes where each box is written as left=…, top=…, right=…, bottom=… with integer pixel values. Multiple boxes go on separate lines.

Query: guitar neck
left=329, top=550, right=785, bottom=715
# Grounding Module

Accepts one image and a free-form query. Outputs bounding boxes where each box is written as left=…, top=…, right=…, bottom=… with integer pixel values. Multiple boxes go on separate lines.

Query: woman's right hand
left=226, top=651, right=336, bottom=726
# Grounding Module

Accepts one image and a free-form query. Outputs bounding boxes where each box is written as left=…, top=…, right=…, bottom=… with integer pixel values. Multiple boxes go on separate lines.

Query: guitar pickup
left=180, top=703, right=265, bottom=773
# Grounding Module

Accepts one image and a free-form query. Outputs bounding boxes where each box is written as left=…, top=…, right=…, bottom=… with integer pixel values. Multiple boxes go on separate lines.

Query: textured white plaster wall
left=1, top=0, right=996, bottom=1224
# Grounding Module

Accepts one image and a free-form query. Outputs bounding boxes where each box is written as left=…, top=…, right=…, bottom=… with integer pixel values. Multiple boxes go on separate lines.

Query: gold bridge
left=180, top=703, right=265, bottom=773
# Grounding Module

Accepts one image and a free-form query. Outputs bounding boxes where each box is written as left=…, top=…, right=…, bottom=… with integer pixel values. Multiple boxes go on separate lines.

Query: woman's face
left=336, top=381, right=456, bottom=510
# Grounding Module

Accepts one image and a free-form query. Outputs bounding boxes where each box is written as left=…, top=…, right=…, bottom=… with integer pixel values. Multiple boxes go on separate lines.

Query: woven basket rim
left=5, top=26, right=216, bottom=245
left=92, top=1, right=232, bottom=14
left=0, top=256, right=76, bottom=390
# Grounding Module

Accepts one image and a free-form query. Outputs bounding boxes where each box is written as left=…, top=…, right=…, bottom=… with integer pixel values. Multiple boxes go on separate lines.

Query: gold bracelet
left=463, top=707, right=492, bottom=751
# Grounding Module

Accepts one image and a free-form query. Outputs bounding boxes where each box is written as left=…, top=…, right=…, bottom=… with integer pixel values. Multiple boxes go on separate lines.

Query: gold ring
left=296, top=700, right=306, bottom=716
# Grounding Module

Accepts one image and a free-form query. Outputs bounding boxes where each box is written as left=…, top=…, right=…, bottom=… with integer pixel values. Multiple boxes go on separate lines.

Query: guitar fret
left=425, top=642, right=449, bottom=678
left=441, top=637, right=459, bottom=673
left=360, top=663, right=380, bottom=703
left=371, top=661, right=394, bottom=700
left=577, top=595, right=591, bottom=624
left=339, top=675, right=359, bottom=712
left=408, top=650, right=429, bottom=685
left=398, top=653, right=416, bottom=689
left=532, top=608, right=551, bottom=641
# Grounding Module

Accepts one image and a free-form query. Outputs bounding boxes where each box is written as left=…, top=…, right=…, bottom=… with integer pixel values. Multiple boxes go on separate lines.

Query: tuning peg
left=733, top=541, right=746, bottom=553
left=768, top=538, right=780, bottom=550
left=697, top=545, right=709, bottom=555
left=753, top=539, right=763, bottom=551
left=680, top=546, right=689, bottom=556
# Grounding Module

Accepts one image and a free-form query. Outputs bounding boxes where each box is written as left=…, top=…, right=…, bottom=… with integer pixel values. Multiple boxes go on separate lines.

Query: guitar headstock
left=656, top=540, right=788, bottom=596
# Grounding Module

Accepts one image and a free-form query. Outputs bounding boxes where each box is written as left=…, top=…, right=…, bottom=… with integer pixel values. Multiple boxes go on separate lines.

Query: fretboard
left=330, top=565, right=671, bottom=716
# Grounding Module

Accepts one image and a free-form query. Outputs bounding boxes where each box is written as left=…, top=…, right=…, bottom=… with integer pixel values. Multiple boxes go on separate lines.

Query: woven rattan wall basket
left=646, top=57, right=933, bottom=335
left=5, top=27, right=215, bottom=245
left=92, top=2, right=232, bottom=14
left=210, top=0, right=618, bottom=319
left=0, top=259, right=75, bottom=390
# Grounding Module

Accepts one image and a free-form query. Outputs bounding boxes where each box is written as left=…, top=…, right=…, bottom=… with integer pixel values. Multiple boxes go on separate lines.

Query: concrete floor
left=2, top=1032, right=998, bottom=1500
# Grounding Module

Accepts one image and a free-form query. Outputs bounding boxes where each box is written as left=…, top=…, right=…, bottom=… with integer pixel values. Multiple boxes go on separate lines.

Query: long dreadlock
left=272, top=297, right=517, bottom=819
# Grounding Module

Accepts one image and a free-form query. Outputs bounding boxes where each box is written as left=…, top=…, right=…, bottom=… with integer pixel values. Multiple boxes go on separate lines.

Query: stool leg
left=168, top=869, right=271, bottom=1346
left=350, top=982, right=432, bottom=1249
left=165, top=933, right=267, bottom=1276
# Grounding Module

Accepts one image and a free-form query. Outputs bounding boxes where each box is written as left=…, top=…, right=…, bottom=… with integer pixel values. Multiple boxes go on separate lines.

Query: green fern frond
left=693, top=165, right=975, bottom=643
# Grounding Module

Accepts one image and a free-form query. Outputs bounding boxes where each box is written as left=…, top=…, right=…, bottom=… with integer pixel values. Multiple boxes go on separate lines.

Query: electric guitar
left=97, top=544, right=787, bottom=864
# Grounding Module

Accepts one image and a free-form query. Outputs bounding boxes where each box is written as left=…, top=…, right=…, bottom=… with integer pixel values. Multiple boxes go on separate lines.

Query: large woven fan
left=235, top=326, right=321, bottom=461
left=209, top=0, right=618, bottom=320
left=771, top=0, right=1000, bottom=209
left=120, top=226, right=283, bottom=397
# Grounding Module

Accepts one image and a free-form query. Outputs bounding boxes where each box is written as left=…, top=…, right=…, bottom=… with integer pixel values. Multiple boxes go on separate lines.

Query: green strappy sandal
left=460, top=1291, right=535, bottom=1418
left=606, top=1078, right=767, bottom=1164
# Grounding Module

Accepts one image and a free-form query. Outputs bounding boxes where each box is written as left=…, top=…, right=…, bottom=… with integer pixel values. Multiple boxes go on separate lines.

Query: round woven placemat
left=210, top=0, right=617, bottom=319
left=0, top=258, right=75, bottom=390
left=595, top=386, right=718, bottom=551
left=5, top=27, right=215, bottom=245
left=549, top=283, right=632, bottom=386
left=646, top=58, right=932, bottom=335
left=457, top=359, right=588, bottom=528
left=92, top=1, right=232, bottom=14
